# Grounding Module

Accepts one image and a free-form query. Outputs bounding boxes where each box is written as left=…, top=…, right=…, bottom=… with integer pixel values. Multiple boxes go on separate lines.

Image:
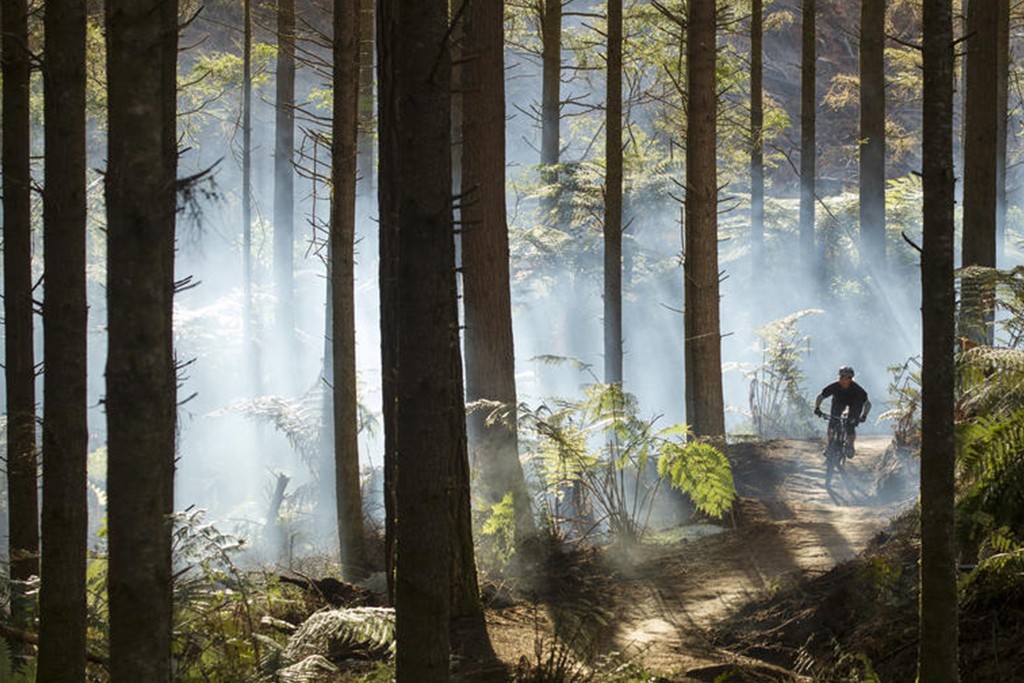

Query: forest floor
left=482, top=436, right=917, bottom=681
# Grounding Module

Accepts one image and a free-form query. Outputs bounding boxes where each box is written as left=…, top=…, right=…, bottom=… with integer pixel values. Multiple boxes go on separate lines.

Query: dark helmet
left=838, top=365, right=855, bottom=378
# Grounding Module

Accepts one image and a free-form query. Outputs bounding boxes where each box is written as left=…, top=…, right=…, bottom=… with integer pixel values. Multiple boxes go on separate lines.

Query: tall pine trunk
left=859, top=0, right=886, bottom=269
left=105, top=0, right=178, bottom=678
left=919, top=0, right=959, bottom=680
left=38, top=0, right=88, bottom=678
left=357, top=0, right=375, bottom=196
left=461, top=0, right=536, bottom=551
left=750, top=0, right=764, bottom=274
left=332, top=0, right=368, bottom=582
left=604, top=0, right=623, bottom=385
left=2, top=0, right=39, bottom=598
left=995, top=0, right=1009, bottom=263
left=684, top=0, right=724, bottom=440
left=961, top=0, right=998, bottom=346
left=799, top=0, right=816, bottom=270
left=274, top=0, right=297, bottom=372
left=243, top=0, right=259, bottom=394
left=379, top=0, right=454, bottom=676
left=539, top=0, right=561, bottom=224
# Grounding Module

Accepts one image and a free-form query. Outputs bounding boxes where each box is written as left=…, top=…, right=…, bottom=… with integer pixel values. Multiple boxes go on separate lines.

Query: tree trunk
left=995, top=0, right=1009, bottom=263
left=684, top=0, right=724, bottom=440
left=243, top=0, right=260, bottom=394
left=357, top=0, right=375, bottom=197
left=750, top=0, right=764, bottom=274
left=919, top=1, right=959, bottom=681
left=379, top=0, right=455, bottom=676
left=539, top=0, right=562, bottom=223
left=461, top=0, right=536, bottom=551
left=859, top=0, right=886, bottom=269
left=604, top=0, right=623, bottom=386
left=105, top=0, right=178, bottom=678
left=332, top=0, right=368, bottom=582
left=2, top=0, right=40, bottom=599
left=799, top=0, right=816, bottom=270
left=961, top=0, right=998, bottom=346
left=274, top=0, right=297, bottom=375
left=38, top=0, right=88, bottom=678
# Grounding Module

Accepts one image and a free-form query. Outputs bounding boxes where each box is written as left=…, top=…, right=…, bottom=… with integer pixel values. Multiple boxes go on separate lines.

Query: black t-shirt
left=820, top=381, right=868, bottom=417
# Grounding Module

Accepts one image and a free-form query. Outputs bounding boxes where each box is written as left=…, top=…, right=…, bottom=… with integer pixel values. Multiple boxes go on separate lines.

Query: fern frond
left=657, top=441, right=736, bottom=518
left=282, top=607, right=396, bottom=663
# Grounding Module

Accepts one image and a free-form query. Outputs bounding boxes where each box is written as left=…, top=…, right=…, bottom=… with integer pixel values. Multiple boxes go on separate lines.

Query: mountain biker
left=813, top=365, right=871, bottom=457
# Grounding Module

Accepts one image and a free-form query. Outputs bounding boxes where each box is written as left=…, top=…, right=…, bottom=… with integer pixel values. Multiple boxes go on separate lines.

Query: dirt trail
left=605, top=436, right=914, bottom=679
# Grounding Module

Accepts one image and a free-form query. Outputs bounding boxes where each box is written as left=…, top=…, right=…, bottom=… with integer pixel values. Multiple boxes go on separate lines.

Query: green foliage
left=656, top=441, right=736, bottom=519
left=520, top=383, right=735, bottom=543
left=480, top=492, right=519, bottom=569
left=742, top=309, right=821, bottom=439
left=876, top=356, right=921, bottom=450
left=0, top=638, right=36, bottom=683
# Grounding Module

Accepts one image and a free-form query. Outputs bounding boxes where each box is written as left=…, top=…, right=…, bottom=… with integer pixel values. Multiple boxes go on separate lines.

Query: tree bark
left=961, top=0, right=998, bottom=346
left=799, top=0, right=816, bottom=270
left=105, top=0, right=178, bottom=678
left=379, top=0, right=456, bottom=676
left=859, top=0, right=886, bottom=269
left=684, top=0, right=724, bottom=440
left=461, top=0, right=536, bottom=551
left=539, top=0, right=562, bottom=224
left=995, top=0, right=1009, bottom=263
left=243, top=0, right=260, bottom=394
left=38, top=0, right=88, bottom=678
left=332, top=0, right=368, bottom=582
left=357, top=0, right=375, bottom=197
left=2, top=0, right=40, bottom=597
left=750, top=0, right=764, bottom=274
left=919, top=0, right=959, bottom=681
left=604, top=0, right=623, bottom=386
left=274, top=0, right=297, bottom=373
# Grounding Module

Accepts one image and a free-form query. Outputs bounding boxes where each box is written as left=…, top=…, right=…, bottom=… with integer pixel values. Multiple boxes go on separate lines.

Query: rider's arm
left=814, top=393, right=825, bottom=413
left=861, top=398, right=872, bottom=422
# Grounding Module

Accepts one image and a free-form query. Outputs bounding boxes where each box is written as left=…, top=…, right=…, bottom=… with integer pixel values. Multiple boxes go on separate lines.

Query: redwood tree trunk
left=919, top=0, right=959, bottom=680
left=859, top=0, right=886, bottom=269
left=357, top=0, right=375, bottom=196
left=995, top=0, right=1009, bottom=263
left=2, top=0, right=40, bottom=596
left=684, top=0, right=724, bottom=440
left=105, top=0, right=179, bottom=678
left=539, top=0, right=562, bottom=225
left=332, top=0, right=368, bottom=582
left=38, top=0, right=88, bottom=678
left=604, top=0, right=623, bottom=385
left=461, top=0, right=535, bottom=550
left=799, top=0, right=816, bottom=269
left=379, top=0, right=455, bottom=676
left=961, top=0, right=998, bottom=346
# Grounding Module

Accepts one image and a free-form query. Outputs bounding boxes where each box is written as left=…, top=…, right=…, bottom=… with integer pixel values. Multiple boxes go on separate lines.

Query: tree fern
left=282, top=607, right=396, bottom=663
left=657, top=441, right=736, bottom=519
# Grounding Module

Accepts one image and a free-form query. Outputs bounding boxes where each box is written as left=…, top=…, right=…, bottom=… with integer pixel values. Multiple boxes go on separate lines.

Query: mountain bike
left=818, top=412, right=855, bottom=488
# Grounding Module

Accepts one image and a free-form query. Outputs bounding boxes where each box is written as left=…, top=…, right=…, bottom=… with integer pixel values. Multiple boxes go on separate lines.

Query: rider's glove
left=814, top=408, right=823, bottom=418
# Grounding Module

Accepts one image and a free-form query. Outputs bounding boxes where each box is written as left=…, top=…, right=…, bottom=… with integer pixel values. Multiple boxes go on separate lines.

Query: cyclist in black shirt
left=814, top=365, right=871, bottom=457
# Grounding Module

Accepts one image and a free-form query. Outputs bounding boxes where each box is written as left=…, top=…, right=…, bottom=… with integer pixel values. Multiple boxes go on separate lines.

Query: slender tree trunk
left=750, top=0, right=765, bottom=274
left=461, top=0, right=536, bottom=550
left=684, top=0, right=724, bottom=440
left=105, top=0, right=178, bottom=678
left=38, top=0, right=88, bottom=678
left=357, top=0, right=375, bottom=196
left=332, top=0, right=368, bottom=582
left=2, top=0, right=40, bottom=597
left=539, top=0, right=562, bottom=223
left=961, top=0, right=998, bottom=346
left=604, top=0, right=623, bottom=386
left=243, top=0, right=260, bottom=394
left=379, top=0, right=454, bottom=676
left=274, top=0, right=296, bottom=373
left=919, top=1, right=959, bottom=681
left=799, top=0, right=816, bottom=269
left=860, top=0, right=886, bottom=269
left=995, top=0, right=1009, bottom=264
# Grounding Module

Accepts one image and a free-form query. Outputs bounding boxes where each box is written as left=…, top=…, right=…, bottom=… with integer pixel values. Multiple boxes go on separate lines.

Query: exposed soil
left=484, top=436, right=917, bottom=681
